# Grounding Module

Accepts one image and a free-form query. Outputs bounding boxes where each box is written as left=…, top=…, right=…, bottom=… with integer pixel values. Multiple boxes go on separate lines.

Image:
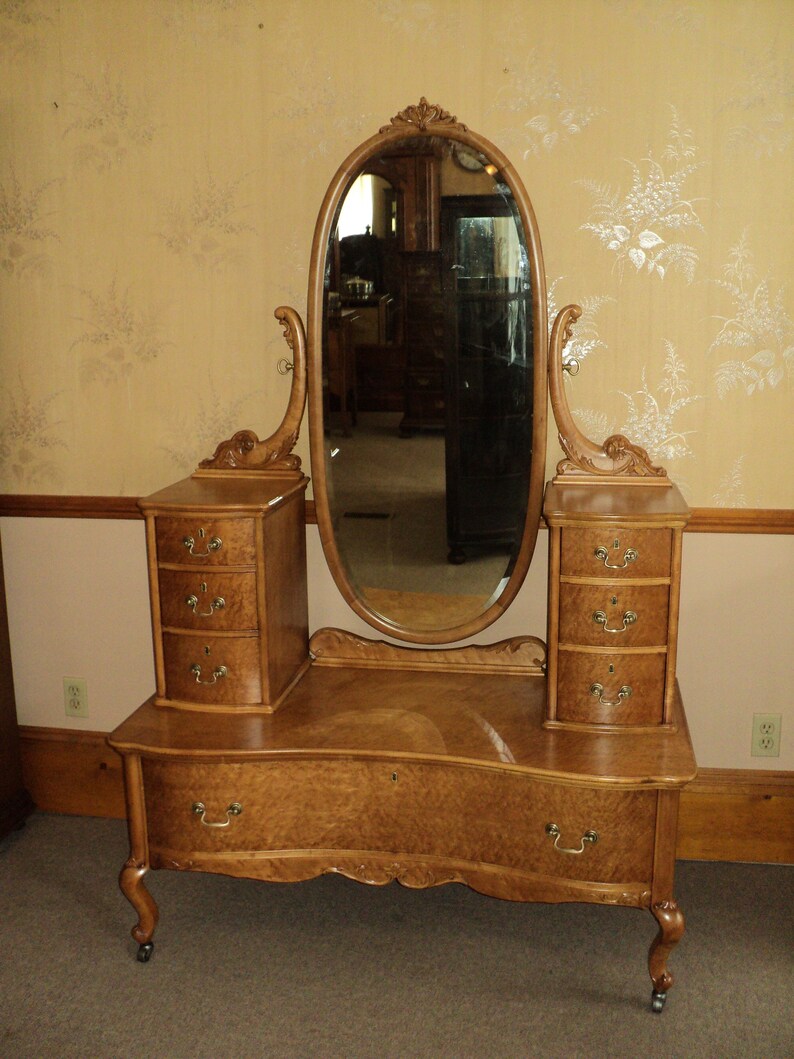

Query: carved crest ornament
left=379, top=97, right=468, bottom=134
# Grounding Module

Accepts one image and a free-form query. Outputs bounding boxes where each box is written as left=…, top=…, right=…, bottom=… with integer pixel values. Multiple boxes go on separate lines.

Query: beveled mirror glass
left=307, top=101, right=548, bottom=644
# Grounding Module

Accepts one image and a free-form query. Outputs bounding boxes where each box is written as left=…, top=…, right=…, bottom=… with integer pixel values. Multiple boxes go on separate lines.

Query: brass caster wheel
left=651, top=990, right=667, bottom=1013
left=136, top=942, right=154, bottom=963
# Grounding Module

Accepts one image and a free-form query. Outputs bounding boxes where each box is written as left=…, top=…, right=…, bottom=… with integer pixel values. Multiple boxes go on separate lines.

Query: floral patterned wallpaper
left=0, top=0, right=791, bottom=504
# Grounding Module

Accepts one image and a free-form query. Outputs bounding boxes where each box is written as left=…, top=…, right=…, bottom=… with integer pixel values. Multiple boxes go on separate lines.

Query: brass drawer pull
left=590, top=682, right=633, bottom=706
left=185, top=594, right=225, bottom=617
left=190, top=663, right=228, bottom=684
left=594, top=545, right=638, bottom=569
left=545, top=822, right=598, bottom=855
left=182, top=534, right=223, bottom=556
left=191, top=801, right=242, bottom=828
left=592, top=610, right=637, bottom=633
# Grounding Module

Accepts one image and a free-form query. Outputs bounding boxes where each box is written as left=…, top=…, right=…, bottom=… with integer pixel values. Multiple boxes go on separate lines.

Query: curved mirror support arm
left=549, top=305, right=669, bottom=486
left=197, top=306, right=307, bottom=474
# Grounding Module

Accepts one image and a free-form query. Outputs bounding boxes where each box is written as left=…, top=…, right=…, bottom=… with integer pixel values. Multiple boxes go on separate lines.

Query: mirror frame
left=306, top=100, right=548, bottom=645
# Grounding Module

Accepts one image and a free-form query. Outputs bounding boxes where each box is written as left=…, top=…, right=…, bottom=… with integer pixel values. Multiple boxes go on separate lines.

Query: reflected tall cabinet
left=109, top=101, right=696, bottom=1014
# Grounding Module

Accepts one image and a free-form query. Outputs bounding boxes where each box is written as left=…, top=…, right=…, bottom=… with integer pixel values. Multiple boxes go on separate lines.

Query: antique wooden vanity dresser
left=109, top=101, right=696, bottom=1013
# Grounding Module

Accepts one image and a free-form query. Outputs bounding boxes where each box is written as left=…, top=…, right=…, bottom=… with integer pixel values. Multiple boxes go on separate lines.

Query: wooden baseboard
left=19, top=726, right=126, bottom=820
left=18, top=726, right=793, bottom=863
left=677, top=769, right=794, bottom=863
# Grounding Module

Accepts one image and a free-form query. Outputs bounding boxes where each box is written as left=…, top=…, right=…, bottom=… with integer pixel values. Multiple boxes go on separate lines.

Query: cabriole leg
left=120, top=856, right=159, bottom=961
left=118, top=753, right=158, bottom=962
left=648, top=899, right=685, bottom=1012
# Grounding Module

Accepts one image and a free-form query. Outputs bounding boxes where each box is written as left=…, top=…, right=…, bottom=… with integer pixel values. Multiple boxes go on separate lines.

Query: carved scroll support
left=549, top=305, right=670, bottom=486
left=196, top=305, right=307, bottom=475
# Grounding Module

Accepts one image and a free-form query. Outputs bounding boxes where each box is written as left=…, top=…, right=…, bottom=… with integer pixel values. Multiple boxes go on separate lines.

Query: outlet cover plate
left=64, top=677, right=88, bottom=718
left=751, top=712, right=781, bottom=757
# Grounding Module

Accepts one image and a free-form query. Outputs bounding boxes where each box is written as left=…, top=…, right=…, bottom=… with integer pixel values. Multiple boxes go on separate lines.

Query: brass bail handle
left=191, top=802, right=242, bottom=828
left=594, top=545, right=638, bottom=569
left=590, top=682, right=633, bottom=707
left=545, top=823, right=598, bottom=855
left=182, top=534, right=223, bottom=557
left=592, top=610, right=637, bottom=633
left=185, top=594, right=225, bottom=617
left=190, top=663, right=228, bottom=684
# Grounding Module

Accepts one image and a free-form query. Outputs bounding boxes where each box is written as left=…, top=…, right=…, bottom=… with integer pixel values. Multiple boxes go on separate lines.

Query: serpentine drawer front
left=558, top=583, right=670, bottom=648
left=161, top=633, right=262, bottom=704
left=155, top=517, right=256, bottom=566
left=556, top=648, right=667, bottom=726
left=158, top=569, right=259, bottom=631
left=560, top=527, right=672, bottom=579
left=142, top=758, right=657, bottom=886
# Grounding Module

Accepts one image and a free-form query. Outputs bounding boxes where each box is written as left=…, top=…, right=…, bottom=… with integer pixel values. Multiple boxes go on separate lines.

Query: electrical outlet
left=64, top=677, right=88, bottom=718
left=751, top=713, right=781, bottom=757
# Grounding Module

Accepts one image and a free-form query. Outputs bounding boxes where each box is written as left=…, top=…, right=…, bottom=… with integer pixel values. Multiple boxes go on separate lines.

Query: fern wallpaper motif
left=1, top=0, right=791, bottom=504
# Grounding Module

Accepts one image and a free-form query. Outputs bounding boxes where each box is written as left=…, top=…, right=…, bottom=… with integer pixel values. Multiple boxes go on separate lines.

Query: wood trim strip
left=17, top=726, right=793, bottom=863
left=686, top=508, right=793, bottom=534
left=683, top=767, right=794, bottom=798
left=0, top=494, right=142, bottom=519
left=1, top=494, right=792, bottom=534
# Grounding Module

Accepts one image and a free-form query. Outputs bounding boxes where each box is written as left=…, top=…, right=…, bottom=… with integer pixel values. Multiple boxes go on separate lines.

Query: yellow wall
left=1, top=0, right=792, bottom=504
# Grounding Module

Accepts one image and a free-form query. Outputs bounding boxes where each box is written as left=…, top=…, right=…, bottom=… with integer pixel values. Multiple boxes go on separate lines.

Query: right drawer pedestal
left=544, top=484, right=690, bottom=730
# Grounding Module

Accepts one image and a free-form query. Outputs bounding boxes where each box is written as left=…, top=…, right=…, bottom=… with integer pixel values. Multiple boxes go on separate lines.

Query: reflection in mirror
left=321, top=135, right=534, bottom=633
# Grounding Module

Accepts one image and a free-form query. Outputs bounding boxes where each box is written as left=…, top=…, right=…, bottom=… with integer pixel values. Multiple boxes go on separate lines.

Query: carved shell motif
left=380, top=97, right=468, bottom=134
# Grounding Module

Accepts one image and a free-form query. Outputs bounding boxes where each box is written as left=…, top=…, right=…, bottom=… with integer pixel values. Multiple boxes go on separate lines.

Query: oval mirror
left=307, top=101, right=547, bottom=644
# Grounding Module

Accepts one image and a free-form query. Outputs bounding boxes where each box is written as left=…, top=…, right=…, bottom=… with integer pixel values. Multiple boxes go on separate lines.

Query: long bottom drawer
left=142, top=757, right=657, bottom=885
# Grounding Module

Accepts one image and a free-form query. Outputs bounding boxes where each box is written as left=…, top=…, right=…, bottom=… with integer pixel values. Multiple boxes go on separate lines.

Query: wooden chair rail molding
left=0, top=494, right=792, bottom=534
left=17, top=726, right=794, bottom=865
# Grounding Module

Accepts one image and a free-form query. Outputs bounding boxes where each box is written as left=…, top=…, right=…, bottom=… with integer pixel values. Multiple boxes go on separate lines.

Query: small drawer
left=162, top=633, right=262, bottom=705
left=155, top=517, right=256, bottom=566
left=556, top=649, right=666, bottom=725
left=559, top=583, right=670, bottom=647
left=158, top=570, right=258, bottom=631
left=561, top=527, right=672, bottom=579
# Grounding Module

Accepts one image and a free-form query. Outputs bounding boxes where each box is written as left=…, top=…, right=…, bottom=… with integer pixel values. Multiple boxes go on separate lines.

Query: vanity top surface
left=109, top=664, right=697, bottom=788
left=544, top=482, right=690, bottom=525
left=139, top=473, right=307, bottom=515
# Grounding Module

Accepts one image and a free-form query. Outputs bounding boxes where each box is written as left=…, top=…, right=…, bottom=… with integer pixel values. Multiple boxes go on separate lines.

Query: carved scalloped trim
left=196, top=306, right=307, bottom=474
left=309, top=627, right=546, bottom=674
left=379, top=97, right=468, bottom=134
left=329, top=861, right=464, bottom=888
left=150, top=850, right=652, bottom=906
left=549, top=304, right=669, bottom=485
